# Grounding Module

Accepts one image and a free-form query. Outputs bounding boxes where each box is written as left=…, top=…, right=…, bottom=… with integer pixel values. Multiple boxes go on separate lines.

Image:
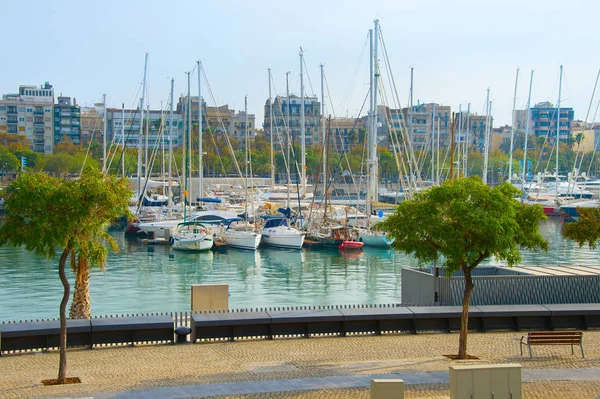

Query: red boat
left=339, top=240, right=364, bottom=251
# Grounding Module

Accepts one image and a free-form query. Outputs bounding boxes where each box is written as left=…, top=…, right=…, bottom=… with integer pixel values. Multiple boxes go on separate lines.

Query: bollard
left=370, top=379, right=404, bottom=399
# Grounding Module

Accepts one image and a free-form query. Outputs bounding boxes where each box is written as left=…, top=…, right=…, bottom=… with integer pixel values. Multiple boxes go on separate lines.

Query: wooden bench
left=520, top=331, right=584, bottom=358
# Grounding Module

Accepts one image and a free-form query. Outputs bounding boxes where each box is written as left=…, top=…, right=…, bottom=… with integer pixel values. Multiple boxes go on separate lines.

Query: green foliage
left=0, top=167, right=132, bottom=263
left=563, top=208, right=600, bottom=250
left=0, top=146, right=20, bottom=171
left=382, top=176, right=548, bottom=272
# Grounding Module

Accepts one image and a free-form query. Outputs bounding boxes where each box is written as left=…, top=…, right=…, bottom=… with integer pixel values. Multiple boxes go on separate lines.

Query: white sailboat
left=221, top=95, right=262, bottom=250
left=358, top=20, right=393, bottom=248
left=260, top=69, right=305, bottom=250
left=172, top=221, right=214, bottom=251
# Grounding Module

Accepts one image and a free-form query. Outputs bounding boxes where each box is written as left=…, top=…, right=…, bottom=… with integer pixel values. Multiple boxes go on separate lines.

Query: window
left=26, top=108, right=32, bottom=113
left=19, top=117, right=25, bottom=122
left=45, top=108, right=51, bottom=112
left=18, top=107, right=25, bottom=112
left=0, top=106, right=5, bottom=111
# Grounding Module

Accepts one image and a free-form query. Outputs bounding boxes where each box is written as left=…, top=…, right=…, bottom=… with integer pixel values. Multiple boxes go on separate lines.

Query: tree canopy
left=0, top=167, right=131, bottom=383
left=563, top=207, right=600, bottom=249
left=382, top=176, right=548, bottom=358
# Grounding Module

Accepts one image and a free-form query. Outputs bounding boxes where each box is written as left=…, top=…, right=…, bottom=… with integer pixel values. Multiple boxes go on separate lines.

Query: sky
left=2, top=0, right=599, bottom=127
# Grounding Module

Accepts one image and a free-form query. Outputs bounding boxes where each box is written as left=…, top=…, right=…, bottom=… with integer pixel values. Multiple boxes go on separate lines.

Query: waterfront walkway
left=1, top=330, right=600, bottom=398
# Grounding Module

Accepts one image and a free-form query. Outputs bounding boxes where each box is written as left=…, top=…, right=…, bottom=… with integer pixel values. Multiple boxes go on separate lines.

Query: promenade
left=1, top=330, right=599, bottom=398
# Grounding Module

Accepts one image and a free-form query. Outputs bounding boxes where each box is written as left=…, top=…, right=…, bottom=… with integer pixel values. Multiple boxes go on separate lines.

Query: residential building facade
left=263, top=95, right=321, bottom=150
left=517, top=101, right=574, bottom=143
left=80, top=104, right=104, bottom=146
left=53, top=96, right=81, bottom=145
left=106, top=107, right=179, bottom=150
left=0, top=82, right=55, bottom=154
left=455, top=112, right=493, bottom=154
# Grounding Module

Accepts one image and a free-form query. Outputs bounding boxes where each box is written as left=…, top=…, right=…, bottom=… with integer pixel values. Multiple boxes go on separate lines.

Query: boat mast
left=464, top=103, right=471, bottom=176
left=168, top=78, right=174, bottom=206
left=436, top=117, right=440, bottom=184
left=137, top=53, right=148, bottom=195
left=431, top=104, right=436, bottom=182
left=320, top=64, right=326, bottom=186
left=121, top=102, right=125, bottom=178
left=102, top=93, right=107, bottom=173
left=370, top=20, right=379, bottom=207
left=482, top=88, right=491, bottom=185
left=286, top=71, right=291, bottom=209
left=522, top=70, right=534, bottom=190
left=408, top=66, right=414, bottom=188
left=197, top=61, right=203, bottom=200
left=145, top=104, right=150, bottom=182
left=367, top=28, right=373, bottom=224
left=268, top=68, right=275, bottom=188
left=457, top=104, right=462, bottom=177
left=244, top=95, right=249, bottom=223
left=183, top=71, right=190, bottom=218
left=508, top=68, right=520, bottom=182
left=300, top=48, right=306, bottom=196
left=556, top=65, right=563, bottom=204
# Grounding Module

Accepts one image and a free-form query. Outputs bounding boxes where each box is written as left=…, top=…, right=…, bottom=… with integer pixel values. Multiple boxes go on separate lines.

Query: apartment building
left=80, top=104, right=104, bottom=146
left=53, top=96, right=81, bottom=145
left=263, top=95, right=321, bottom=150
left=516, top=102, right=574, bottom=143
left=455, top=112, right=493, bottom=154
left=0, top=82, right=54, bottom=154
left=106, top=107, right=178, bottom=150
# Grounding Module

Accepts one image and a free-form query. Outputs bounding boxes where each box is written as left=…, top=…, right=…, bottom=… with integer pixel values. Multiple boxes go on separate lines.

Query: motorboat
left=172, top=221, right=214, bottom=251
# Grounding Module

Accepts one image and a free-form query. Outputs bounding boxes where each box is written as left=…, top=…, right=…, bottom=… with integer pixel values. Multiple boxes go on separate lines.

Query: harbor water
left=0, top=218, right=597, bottom=322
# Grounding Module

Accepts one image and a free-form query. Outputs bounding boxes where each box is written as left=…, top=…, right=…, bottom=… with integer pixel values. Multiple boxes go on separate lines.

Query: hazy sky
left=2, top=0, right=598, bottom=127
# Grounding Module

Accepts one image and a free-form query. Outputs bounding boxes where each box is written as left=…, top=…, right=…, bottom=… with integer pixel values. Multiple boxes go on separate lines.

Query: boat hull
left=222, top=232, right=262, bottom=250
left=339, top=241, right=364, bottom=250
left=358, top=233, right=394, bottom=248
left=173, top=237, right=213, bottom=251
left=261, top=227, right=305, bottom=250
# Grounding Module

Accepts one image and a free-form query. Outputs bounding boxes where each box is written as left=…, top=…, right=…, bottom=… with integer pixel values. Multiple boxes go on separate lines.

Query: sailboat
left=172, top=221, right=214, bottom=251
left=221, top=95, right=262, bottom=250
left=260, top=69, right=305, bottom=250
left=357, top=20, right=393, bottom=248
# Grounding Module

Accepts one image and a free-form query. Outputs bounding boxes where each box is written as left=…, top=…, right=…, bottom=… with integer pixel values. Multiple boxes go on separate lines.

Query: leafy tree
left=381, top=176, right=547, bottom=358
left=0, top=146, right=20, bottom=173
left=0, top=131, right=31, bottom=151
left=0, top=168, right=131, bottom=383
left=563, top=207, right=600, bottom=249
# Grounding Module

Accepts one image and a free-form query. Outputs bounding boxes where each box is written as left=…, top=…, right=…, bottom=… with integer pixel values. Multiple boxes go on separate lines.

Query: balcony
left=7, top=108, right=17, bottom=115
left=60, top=111, right=71, bottom=117
left=71, top=121, right=80, bottom=126
left=34, top=110, right=44, bottom=115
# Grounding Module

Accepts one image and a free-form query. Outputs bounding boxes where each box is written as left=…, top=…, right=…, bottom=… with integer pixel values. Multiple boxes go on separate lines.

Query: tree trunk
left=57, top=246, right=71, bottom=384
left=69, top=257, right=90, bottom=319
left=458, top=268, right=475, bottom=359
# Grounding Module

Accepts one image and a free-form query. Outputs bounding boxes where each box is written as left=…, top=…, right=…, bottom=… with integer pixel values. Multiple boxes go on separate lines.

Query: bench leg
left=571, top=344, right=574, bottom=355
left=580, top=343, right=585, bottom=358
left=528, top=344, right=532, bottom=359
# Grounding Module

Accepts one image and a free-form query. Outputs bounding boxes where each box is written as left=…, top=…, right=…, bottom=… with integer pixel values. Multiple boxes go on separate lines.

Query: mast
left=145, top=104, right=149, bottom=181
left=102, top=93, right=107, bottom=173
left=522, top=70, right=534, bottom=190
left=168, top=78, right=174, bottom=206
left=121, top=102, right=125, bottom=178
left=197, top=61, right=203, bottom=200
left=556, top=65, right=563, bottom=204
left=320, top=64, right=326, bottom=186
left=368, top=28, right=373, bottom=215
left=464, top=103, right=471, bottom=176
left=483, top=88, right=491, bottom=185
left=137, top=52, right=148, bottom=195
left=431, top=104, right=436, bottom=182
left=408, top=66, right=414, bottom=187
left=449, top=112, right=455, bottom=181
left=300, top=48, right=306, bottom=195
left=508, top=68, right=520, bottom=182
left=244, top=95, right=249, bottom=222
left=268, top=68, right=274, bottom=188
left=183, top=71, right=190, bottom=217
left=371, top=19, right=379, bottom=205
left=286, top=71, right=291, bottom=208
left=456, top=104, right=463, bottom=177
left=436, top=117, right=440, bottom=184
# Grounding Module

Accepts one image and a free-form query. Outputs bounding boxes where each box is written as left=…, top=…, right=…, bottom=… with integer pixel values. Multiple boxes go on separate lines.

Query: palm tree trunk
left=458, top=267, right=474, bottom=359
left=58, top=245, right=71, bottom=384
left=69, top=257, right=90, bottom=319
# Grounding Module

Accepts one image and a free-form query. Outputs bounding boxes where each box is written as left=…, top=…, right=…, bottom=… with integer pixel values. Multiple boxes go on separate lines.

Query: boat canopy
left=264, top=218, right=288, bottom=229
left=197, top=197, right=222, bottom=203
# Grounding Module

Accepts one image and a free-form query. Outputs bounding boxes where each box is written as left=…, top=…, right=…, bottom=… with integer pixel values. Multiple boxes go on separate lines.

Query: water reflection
left=1, top=218, right=598, bottom=321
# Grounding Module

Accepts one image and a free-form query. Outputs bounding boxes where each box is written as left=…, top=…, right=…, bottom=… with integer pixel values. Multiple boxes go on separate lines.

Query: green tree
left=0, top=145, right=20, bottom=173
left=563, top=207, right=600, bottom=249
left=381, top=176, right=547, bottom=358
left=0, top=168, right=131, bottom=383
